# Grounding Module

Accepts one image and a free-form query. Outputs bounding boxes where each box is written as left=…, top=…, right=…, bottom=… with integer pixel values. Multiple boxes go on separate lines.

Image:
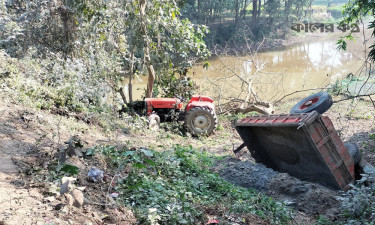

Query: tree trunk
left=145, top=55, right=156, bottom=98
left=258, top=0, right=261, bottom=18
left=197, top=0, right=201, bottom=21
left=118, top=87, right=127, bottom=105
left=139, top=0, right=156, bottom=98
left=252, top=0, right=257, bottom=25
left=241, top=0, right=247, bottom=19
left=128, top=52, right=134, bottom=103
left=235, top=0, right=239, bottom=28
left=285, top=0, right=290, bottom=22
left=210, top=6, right=213, bottom=22
left=296, top=6, right=300, bottom=20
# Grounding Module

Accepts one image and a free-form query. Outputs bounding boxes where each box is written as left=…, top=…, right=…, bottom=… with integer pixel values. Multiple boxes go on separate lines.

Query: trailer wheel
left=290, top=92, right=333, bottom=114
left=344, top=142, right=361, bottom=165
left=148, top=114, right=160, bottom=131
left=185, top=107, right=217, bottom=136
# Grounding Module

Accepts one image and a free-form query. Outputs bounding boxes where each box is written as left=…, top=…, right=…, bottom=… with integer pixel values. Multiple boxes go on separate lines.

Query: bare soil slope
left=0, top=95, right=135, bottom=224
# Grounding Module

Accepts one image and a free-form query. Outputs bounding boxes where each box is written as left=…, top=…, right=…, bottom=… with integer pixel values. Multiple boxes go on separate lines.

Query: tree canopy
left=338, top=0, right=375, bottom=60
left=0, top=0, right=210, bottom=105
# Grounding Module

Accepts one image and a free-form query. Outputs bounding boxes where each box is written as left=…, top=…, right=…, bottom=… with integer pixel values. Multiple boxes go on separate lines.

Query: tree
left=0, top=0, right=77, bottom=58
left=337, top=0, right=375, bottom=102
left=0, top=0, right=210, bottom=113
left=338, top=0, right=375, bottom=60
left=138, top=0, right=156, bottom=98
left=235, top=0, right=239, bottom=28
left=126, top=0, right=210, bottom=98
left=252, top=0, right=258, bottom=25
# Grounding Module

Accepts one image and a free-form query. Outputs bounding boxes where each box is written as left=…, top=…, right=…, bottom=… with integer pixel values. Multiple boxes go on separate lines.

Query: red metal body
left=235, top=111, right=355, bottom=190
left=185, top=95, right=215, bottom=112
left=145, top=95, right=215, bottom=116
left=145, top=98, right=183, bottom=116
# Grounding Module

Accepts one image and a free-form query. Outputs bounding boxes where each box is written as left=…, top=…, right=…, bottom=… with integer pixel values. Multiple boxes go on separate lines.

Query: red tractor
left=144, top=95, right=218, bottom=136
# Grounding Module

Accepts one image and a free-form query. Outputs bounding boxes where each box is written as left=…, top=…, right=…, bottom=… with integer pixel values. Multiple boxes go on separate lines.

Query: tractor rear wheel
left=185, top=107, right=217, bottom=136
left=344, top=142, right=361, bottom=165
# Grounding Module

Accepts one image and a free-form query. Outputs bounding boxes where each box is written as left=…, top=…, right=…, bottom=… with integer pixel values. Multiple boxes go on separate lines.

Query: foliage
left=99, top=144, right=291, bottom=224
left=0, top=0, right=210, bottom=113
left=336, top=175, right=375, bottom=224
left=0, top=0, right=76, bottom=57
left=315, top=215, right=336, bottom=225
left=181, top=0, right=314, bottom=47
left=328, top=6, right=344, bottom=19
left=57, top=164, right=80, bottom=175
left=0, top=50, right=107, bottom=112
left=154, top=74, right=198, bottom=100
left=338, top=0, right=375, bottom=60
left=330, top=75, right=354, bottom=96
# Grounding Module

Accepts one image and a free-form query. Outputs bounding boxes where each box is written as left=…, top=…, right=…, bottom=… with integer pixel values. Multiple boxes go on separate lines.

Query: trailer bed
left=235, top=111, right=355, bottom=190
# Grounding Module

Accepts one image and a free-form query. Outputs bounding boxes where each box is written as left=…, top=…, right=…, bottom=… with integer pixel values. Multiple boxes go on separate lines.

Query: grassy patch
left=99, top=145, right=291, bottom=224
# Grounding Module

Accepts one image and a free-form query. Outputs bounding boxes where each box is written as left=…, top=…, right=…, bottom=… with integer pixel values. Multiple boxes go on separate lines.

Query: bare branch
left=274, top=88, right=329, bottom=105
left=333, top=94, right=375, bottom=104
left=369, top=95, right=375, bottom=108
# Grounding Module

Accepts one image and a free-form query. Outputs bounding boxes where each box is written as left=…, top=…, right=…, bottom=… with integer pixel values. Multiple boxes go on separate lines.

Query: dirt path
left=0, top=99, right=61, bottom=224
left=0, top=96, right=119, bottom=224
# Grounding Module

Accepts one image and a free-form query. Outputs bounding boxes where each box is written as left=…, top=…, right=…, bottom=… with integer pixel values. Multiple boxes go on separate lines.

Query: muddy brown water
left=125, top=33, right=367, bottom=102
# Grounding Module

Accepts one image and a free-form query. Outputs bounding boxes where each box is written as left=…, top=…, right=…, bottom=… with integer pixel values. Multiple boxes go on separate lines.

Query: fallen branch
left=274, top=88, right=329, bottom=105
left=333, top=94, right=375, bottom=104
left=218, top=98, right=274, bottom=115
left=234, top=104, right=274, bottom=115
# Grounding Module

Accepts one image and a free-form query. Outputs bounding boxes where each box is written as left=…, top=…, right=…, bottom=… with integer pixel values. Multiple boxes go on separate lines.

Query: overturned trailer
left=235, top=111, right=356, bottom=190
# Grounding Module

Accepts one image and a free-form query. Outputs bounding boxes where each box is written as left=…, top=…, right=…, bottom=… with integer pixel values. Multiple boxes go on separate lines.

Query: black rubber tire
left=148, top=114, right=160, bottom=130
left=344, top=142, right=361, bottom=165
left=185, top=107, right=217, bottom=136
left=290, top=92, right=333, bottom=114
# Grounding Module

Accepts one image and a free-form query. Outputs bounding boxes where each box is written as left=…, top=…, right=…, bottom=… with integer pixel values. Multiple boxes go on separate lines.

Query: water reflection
left=127, top=35, right=366, bottom=102
left=190, top=36, right=364, bottom=102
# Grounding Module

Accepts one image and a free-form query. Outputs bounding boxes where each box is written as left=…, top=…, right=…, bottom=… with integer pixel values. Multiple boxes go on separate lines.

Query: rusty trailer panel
left=235, top=111, right=355, bottom=190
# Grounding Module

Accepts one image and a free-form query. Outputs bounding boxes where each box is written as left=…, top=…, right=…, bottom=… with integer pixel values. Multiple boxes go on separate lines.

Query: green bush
left=337, top=176, right=375, bottom=224
left=1, top=51, right=109, bottom=114
left=99, top=145, right=291, bottom=224
left=154, top=73, right=198, bottom=100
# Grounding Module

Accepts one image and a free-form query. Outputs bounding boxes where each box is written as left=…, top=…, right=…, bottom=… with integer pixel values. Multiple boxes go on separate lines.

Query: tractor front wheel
left=185, top=107, right=217, bottom=136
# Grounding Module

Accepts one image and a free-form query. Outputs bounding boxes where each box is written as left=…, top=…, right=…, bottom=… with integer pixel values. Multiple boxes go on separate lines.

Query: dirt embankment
left=0, top=95, right=136, bottom=225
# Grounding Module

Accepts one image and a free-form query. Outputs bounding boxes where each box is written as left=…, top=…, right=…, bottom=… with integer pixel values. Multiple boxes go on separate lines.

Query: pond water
left=127, top=33, right=368, bottom=103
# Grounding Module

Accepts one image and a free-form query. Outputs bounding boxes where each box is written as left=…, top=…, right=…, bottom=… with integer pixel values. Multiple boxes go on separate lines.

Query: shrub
left=0, top=51, right=110, bottom=113
left=337, top=175, right=375, bottom=224
left=99, top=145, right=291, bottom=224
